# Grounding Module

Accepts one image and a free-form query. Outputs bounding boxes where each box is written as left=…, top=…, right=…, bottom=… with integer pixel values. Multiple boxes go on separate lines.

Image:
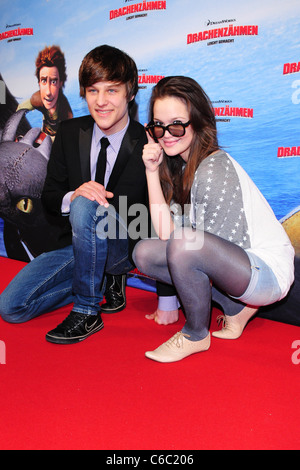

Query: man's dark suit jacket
left=41, top=115, right=148, bottom=263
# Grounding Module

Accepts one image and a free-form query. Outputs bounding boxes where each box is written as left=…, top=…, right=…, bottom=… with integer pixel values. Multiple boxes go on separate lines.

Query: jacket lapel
left=79, top=121, right=93, bottom=182
left=106, top=120, right=139, bottom=192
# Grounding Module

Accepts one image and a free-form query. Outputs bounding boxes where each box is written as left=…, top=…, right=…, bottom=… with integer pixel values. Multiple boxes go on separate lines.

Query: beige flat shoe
left=145, top=331, right=211, bottom=363
left=212, top=306, right=258, bottom=340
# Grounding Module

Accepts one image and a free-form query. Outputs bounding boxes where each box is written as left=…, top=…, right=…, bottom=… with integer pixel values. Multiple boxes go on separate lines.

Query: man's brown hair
left=79, top=45, right=138, bottom=102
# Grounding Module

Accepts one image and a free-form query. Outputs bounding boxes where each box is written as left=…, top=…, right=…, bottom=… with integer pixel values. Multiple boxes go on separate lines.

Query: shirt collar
left=93, top=117, right=130, bottom=153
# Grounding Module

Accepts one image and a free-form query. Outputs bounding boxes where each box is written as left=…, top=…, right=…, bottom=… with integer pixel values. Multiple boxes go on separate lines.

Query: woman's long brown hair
left=148, top=76, right=219, bottom=207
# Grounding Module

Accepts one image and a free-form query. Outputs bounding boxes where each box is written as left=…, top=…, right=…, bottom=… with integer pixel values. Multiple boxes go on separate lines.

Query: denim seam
left=22, top=257, right=74, bottom=308
left=90, top=216, right=97, bottom=298
left=109, top=254, right=129, bottom=271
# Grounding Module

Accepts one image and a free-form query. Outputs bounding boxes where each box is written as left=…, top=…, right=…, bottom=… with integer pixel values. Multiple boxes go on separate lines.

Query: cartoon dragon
left=0, top=108, right=63, bottom=261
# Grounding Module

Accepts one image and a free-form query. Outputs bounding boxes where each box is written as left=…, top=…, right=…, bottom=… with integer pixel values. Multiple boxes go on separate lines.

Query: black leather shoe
left=101, top=274, right=126, bottom=314
left=45, top=311, right=104, bottom=344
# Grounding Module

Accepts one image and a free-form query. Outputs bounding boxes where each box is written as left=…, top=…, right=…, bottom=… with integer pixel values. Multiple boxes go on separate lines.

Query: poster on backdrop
left=0, top=0, right=300, bottom=323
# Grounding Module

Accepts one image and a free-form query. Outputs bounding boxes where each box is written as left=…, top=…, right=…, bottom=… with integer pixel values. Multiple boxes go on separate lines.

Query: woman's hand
left=142, top=128, right=164, bottom=173
left=143, top=126, right=174, bottom=239
left=145, top=308, right=179, bottom=325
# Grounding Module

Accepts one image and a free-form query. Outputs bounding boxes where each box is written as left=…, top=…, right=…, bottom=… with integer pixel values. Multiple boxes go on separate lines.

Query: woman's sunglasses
left=146, top=121, right=191, bottom=140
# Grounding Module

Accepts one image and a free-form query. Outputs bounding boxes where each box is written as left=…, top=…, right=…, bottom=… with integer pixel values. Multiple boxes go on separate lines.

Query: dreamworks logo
left=0, top=341, right=6, bottom=365
left=0, top=80, right=5, bottom=104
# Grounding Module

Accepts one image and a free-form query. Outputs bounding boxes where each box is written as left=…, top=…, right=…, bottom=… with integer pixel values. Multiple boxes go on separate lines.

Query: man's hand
left=71, top=181, right=114, bottom=207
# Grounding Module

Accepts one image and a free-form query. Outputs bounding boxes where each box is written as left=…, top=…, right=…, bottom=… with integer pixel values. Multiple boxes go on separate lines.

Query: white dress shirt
left=61, top=118, right=130, bottom=214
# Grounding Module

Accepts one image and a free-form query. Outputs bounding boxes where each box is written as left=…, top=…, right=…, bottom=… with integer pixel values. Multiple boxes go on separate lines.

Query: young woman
left=133, top=76, right=295, bottom=363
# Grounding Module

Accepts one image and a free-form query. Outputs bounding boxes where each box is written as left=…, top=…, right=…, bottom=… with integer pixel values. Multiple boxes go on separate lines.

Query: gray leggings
left=133, top=227, right=253, bottom=341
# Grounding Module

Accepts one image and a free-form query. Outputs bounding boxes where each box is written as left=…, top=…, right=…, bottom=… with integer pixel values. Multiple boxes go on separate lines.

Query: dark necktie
left=95, top=137, right=110, bottom=185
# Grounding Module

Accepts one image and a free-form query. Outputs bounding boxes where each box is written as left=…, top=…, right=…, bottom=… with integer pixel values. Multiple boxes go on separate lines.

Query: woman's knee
left=132, top=240, right=144, bottom=269
left=168, top=228, right=205, bottom=265
left=133, top=240, right=152, bottom=272
left=167, top=234, right=188, bottom=267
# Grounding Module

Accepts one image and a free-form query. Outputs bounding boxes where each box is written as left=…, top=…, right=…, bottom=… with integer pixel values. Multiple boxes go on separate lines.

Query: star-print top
left=187, top=150, right=294, bottom=299
left=190, top=150, right=250, bottom=248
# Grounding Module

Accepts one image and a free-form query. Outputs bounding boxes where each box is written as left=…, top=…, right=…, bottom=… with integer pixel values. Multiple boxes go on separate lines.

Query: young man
left=0, top=45, right=148, bottom=344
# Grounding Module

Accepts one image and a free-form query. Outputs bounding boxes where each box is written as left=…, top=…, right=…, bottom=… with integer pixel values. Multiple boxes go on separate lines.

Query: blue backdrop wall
left=0, top=1, right=300, bottom=317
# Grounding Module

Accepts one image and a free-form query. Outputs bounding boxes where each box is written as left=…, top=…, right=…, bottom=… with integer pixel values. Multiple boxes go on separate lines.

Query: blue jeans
left=0, top=197, right=132, bottom=323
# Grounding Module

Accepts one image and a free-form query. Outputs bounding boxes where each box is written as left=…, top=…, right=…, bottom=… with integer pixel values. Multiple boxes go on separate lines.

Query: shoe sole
left=145, top=346, right=209, bottom=363
left=45, top=323, right=104, bottom=345
left=145, top=334, right=211, bottom=363
left=211, top=331, right=242, bottom=340
left=101, top=302, right=126, bottom=314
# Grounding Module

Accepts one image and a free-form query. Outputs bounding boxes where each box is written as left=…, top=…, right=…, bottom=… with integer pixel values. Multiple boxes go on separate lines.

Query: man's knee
left=70, top=197, right=98, bottom=229
left=0, top=292, right=24, bottom=323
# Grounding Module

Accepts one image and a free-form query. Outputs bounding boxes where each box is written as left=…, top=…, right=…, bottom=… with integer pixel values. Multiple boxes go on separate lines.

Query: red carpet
left=0, top=256, right=299, bottom=450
